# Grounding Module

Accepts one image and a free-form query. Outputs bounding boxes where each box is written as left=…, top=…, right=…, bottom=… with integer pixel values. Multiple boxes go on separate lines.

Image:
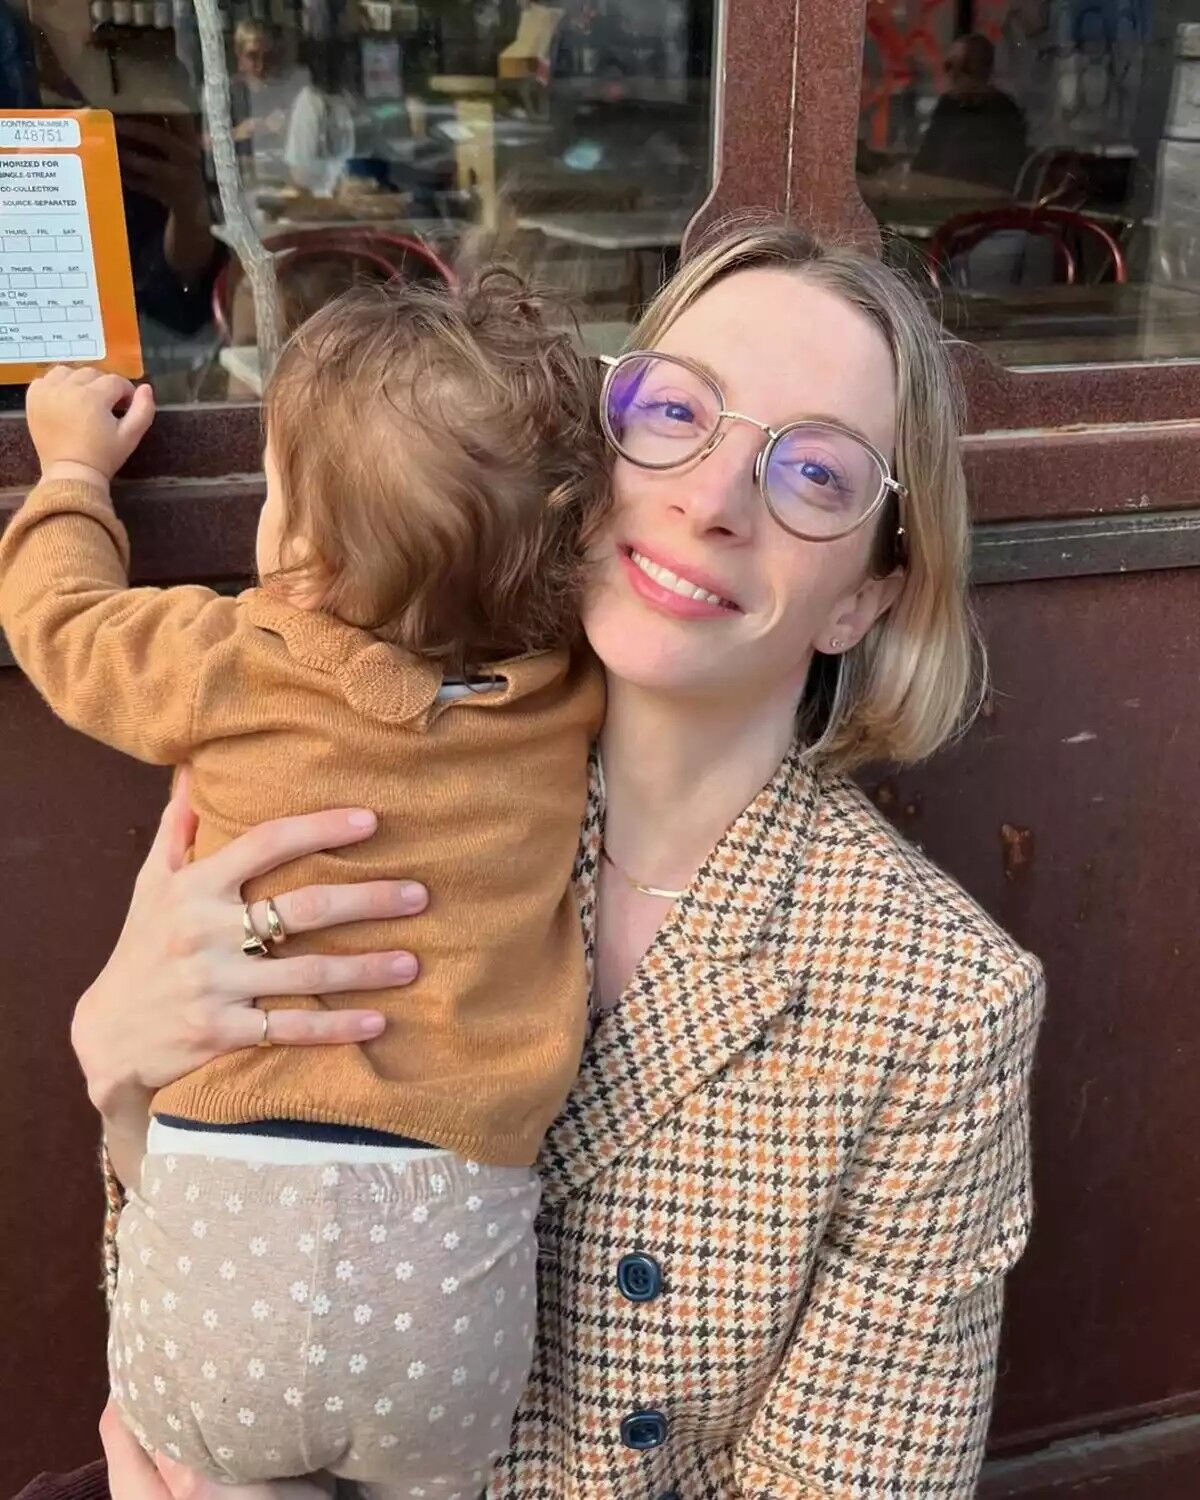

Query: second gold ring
left=241, top=903, right=270, bottom=958
left=264, top=897, right=288, bottom=946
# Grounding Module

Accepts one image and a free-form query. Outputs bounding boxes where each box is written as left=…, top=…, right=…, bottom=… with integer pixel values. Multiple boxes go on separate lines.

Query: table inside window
left=517, top=209, right=691, bottom=312
left=938, top=282, right=1200, bottom=367
left=859, top=169, right=1012, bottom=241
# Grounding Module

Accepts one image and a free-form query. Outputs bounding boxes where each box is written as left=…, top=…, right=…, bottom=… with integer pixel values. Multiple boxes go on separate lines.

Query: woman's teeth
left=629, top=549, right=730, bottom=607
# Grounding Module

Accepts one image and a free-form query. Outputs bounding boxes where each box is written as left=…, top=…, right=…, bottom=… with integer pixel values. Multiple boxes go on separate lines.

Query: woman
left=74, top=219, right=1044, bottom=1497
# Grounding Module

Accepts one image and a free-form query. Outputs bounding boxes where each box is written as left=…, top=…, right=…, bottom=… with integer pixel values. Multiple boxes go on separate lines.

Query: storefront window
left=858, top=2, right=1200, bottom=368
left=3, top=0, right=715, bottom=405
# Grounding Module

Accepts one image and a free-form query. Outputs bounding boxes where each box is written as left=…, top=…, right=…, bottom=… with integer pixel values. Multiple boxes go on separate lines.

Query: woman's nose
left=670, top=424, right=761, bottom=538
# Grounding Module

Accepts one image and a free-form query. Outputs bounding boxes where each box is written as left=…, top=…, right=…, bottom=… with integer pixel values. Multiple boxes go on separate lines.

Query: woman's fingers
left=153, top=1454, right=212, bottom=1500
left=258, top=1005, right=388, bottom=1047
left=137, top=772, right=199, bottom=886
left=210, top=1001, right=387, bottom=1054
left=101, top=1396, right=331, bottom=1500
left=244, top=946, right=418, bottom=999
left=250, top=878, right=427, bottom=938
left=201, top=808, right=380, bottom=893
left=99, top=1401, right=170, bottom=1500
left=158, top=1451, right=330, bottom=1500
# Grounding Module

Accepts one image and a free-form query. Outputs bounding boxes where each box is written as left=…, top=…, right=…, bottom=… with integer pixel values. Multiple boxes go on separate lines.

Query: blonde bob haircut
left=629, top=215, right=982, bottom=773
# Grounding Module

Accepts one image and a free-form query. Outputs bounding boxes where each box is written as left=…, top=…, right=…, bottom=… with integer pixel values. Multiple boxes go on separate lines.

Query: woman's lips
left=618, top=545, right=741, bottom=620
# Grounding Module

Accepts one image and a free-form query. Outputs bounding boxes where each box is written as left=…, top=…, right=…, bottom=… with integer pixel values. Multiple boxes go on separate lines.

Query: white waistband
left=146, top=1118, right=450, bottom=1167
left=437, top=679, right=501, bottom=701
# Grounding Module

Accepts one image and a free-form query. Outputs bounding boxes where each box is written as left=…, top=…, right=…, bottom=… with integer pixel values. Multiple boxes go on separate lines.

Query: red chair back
left=1014, top=148, right=1091, bottom=210
left=926, top=206, right=1127, bottom=289
left=212, top=229, right=456, bottom=346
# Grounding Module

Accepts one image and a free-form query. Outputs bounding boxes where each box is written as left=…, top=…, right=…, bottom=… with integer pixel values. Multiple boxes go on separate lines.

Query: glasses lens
left=764, top=424, right=886, bottom=538
left=603, top=355, right=721, bottom=469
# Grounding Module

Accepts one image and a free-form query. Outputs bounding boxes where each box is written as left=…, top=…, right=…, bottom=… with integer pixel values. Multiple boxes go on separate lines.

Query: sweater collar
left=539, top=740, right=821, bottom=1206
left=243, top=589, right=569, bottom=728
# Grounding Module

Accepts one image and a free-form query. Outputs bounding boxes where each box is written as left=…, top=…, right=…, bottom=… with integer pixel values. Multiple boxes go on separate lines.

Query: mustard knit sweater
left=0, top=480, right=603, bottom=1166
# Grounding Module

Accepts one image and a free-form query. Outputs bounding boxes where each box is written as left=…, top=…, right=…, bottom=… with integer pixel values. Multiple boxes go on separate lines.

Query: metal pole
left=193, top=0, right=282, bottom=378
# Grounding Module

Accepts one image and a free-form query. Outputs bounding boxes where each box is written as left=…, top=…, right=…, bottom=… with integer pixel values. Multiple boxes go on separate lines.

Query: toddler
left=0, top=271, right=607, bottom=1496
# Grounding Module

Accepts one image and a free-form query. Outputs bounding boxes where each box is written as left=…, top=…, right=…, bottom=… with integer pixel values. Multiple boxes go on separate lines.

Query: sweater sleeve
left=0, top=478, right=240, bottom=764
left=730, top=952, right=1045, bottom=1498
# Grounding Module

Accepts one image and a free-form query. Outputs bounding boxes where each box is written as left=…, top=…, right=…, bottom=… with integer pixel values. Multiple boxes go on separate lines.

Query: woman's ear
left=820, top=567, right=905, bottom=654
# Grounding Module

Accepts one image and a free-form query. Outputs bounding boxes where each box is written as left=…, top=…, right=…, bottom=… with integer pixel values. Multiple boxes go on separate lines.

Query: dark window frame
left=4, top=0, right=1199, bottom=516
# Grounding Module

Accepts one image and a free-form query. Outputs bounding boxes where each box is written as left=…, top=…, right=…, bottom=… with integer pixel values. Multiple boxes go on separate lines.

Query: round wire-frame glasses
left=599, top=350, right=909, bottom=548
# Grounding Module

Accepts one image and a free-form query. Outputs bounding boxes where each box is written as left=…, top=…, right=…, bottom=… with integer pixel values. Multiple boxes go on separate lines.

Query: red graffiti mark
left=863, top=0, right=948, bottom=148
left=973, top=0, right=1010, bottom=42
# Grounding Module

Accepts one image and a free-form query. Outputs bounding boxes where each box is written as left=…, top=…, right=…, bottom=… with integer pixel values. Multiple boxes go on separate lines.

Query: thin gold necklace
left=600, top=844, right=687, bottom=901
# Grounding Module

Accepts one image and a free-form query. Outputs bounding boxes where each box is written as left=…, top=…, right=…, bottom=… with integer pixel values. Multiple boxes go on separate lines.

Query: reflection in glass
left=857, top=2, right=1200, bottom=367
left=1, top=0, right=223, bottom=406
left=3, top=0, right=716, bottom=406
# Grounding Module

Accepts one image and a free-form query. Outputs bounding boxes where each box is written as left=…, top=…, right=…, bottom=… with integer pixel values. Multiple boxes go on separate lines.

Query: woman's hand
left=72, top=770, right=427, bottom=1120
left=100, top=1401, right=329, bottom=1500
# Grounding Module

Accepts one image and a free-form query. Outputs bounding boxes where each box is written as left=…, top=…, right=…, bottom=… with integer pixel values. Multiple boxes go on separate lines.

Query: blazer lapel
left=540, top=744, right=821, bottom=1207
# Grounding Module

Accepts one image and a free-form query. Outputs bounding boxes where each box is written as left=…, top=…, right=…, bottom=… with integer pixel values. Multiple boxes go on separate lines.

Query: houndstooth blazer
left=488, top=743, right=1045, bottom=1499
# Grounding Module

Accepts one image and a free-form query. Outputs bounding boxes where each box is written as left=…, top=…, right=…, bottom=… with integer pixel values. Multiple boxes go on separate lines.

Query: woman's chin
left=583, top=603, right=730, bottom=698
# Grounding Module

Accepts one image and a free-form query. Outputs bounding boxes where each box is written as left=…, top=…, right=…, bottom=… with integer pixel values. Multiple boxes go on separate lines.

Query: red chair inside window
left=926, top=206, right=1127, bottom=290
left=212, top=229, right=457, bottom=346
left=1014, top=148, right=1092, bottom=210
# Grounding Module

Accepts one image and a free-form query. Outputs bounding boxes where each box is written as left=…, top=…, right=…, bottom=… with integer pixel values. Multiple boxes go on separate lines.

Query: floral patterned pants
left=108, top=1130, right=539, bottom=1500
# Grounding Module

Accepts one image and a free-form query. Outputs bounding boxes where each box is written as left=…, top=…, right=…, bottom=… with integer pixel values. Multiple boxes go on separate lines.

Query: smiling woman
left=587, top=225, right=975, bottom=778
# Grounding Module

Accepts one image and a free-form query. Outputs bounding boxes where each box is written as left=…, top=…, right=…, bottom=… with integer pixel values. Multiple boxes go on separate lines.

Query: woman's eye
left=787, top=457, right=845, bottom=490
left=663, top=401, right=696, bottom=424
left=638, top=397, right=698, bottom=425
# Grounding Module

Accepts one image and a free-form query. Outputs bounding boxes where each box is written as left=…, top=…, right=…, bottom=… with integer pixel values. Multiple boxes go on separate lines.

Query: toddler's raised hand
left=26, top=365, right=156, bottom=489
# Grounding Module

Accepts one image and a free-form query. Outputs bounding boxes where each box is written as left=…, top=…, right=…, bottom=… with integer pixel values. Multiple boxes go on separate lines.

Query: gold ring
left=257, top=1008, right=272, bottom=1047
left=264, top=897, right=287, bottom=946
left=241, top=903, right=270, bottom=958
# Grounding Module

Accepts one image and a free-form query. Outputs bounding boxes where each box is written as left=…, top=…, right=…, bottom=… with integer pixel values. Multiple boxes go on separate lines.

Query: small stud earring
left=829, top=637, right=844, bottom=652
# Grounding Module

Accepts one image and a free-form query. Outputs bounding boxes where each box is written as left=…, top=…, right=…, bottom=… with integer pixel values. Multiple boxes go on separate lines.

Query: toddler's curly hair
left=263, top=267, right=609, bottom=670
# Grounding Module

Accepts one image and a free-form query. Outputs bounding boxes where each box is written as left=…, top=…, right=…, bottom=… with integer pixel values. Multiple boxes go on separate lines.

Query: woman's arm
left=85, top=788, right=430, bottom=1498
left=732, top=952, right=1045, bottom=1497
left=72, top=771, right=428, bottom=1189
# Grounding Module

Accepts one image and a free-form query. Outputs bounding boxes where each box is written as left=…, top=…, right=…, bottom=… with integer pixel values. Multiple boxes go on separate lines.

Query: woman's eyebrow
left=669, top=351, right=884, bottom=451
left=676, top=353, right=725, bottom=387
left=788, top=413, right=881, bottom=449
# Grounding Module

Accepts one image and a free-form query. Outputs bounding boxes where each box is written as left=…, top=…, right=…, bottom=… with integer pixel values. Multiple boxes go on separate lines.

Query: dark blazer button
left=616, top=1251, right=663, bottom=1302
left=620, top=1409, right=668, bottom=1450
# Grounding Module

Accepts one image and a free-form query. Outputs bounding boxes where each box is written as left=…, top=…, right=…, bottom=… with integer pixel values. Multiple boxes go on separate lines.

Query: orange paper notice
left=0, top=110, right=142, bottom=385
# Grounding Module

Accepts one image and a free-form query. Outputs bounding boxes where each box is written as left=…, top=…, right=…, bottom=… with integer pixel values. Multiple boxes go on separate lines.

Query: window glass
left=858, top=2, right=1200, bottom=368
left=3, top=0, right=715, bottom=406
